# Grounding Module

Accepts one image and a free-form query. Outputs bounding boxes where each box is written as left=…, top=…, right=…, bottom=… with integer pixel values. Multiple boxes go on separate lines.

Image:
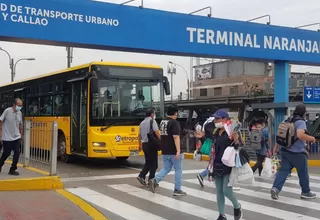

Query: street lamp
left=0, top=47, right=35, bottom=82
left=169, top=61, right=190, bottom=100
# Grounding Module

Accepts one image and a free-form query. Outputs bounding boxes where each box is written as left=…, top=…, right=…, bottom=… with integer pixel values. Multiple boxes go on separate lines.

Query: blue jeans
left=154, top=153, right=184, bottom=191
left=273, top=150, right=310, bottom=193
left=200, top=168, right=209, bottom=178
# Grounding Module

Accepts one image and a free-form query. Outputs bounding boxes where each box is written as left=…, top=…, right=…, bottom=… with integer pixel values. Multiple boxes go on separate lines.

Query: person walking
left=210, top=109, right=243, bottom=220
left=250, top=117, right=269, bottom=176
left=0, top=98, right=24, bottom=175
left=149, top=104, right=187, bottom=196
left=196, top=115, right=216, bottom=187
left=271, top=104, right=316, bottom=200
left=137, top=108, right=160, bottom=186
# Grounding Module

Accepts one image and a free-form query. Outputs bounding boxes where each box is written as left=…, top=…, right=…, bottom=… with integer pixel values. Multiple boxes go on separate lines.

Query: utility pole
left=66, top=47, right=73, bottom=68
left=167, top=64, right=176, bottom=101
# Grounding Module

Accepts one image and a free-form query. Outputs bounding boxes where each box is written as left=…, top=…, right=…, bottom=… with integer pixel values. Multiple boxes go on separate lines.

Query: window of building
left=200, top=88, right=207, bottom=97
left=214, top=87, right=222, bottom=96
left=229, top=86, right=239, bottom=95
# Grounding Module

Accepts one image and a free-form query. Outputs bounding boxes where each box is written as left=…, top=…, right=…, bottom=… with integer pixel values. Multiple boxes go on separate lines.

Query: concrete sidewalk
left=0, top=164, right=107, bottom=219
left=0, top=190, right=96, bottom=220
left=0, top=164, right=62, bottom=191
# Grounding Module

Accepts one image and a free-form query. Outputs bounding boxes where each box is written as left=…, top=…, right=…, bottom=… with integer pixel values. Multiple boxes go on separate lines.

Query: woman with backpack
left=249, top=117, right=269, bottom=176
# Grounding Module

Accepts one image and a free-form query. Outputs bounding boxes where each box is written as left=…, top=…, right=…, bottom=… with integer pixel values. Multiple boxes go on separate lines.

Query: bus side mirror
left=163, top=76, right=170, bottom=95
left=90, top=77, right=99, bottom=94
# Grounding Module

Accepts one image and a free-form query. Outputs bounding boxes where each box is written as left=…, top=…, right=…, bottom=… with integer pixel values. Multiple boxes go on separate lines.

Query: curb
left=57, top=189, right=108, bottom=220
left=0, top=176, right=63, bottom=191
left=0, top=161, right=63, bottom=191
left=184, top=153, right=320, bottom=168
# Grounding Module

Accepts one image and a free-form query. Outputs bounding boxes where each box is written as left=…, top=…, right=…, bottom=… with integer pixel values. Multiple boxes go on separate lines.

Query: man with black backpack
left=271, top=104, right=316, bottom=200
left=137, top=108, right=160, bottom=186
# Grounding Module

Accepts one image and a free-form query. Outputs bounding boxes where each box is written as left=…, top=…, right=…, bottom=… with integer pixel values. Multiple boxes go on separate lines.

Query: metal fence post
left=49, top=121, right=58, bottom=176
left=23, top=120, right=31, bottom=167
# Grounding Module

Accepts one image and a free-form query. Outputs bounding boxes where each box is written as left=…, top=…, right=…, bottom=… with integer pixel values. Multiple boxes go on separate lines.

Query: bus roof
left=0, top=61, right=163, bottom=88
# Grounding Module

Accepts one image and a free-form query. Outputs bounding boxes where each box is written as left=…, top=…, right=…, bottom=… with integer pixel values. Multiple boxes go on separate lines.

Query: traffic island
left=0, top=164, right=63, bottom=191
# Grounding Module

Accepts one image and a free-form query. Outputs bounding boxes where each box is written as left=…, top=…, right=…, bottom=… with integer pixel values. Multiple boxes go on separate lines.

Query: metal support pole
left=247, top=15, right=271, bottom=25
left=170, top=72, right=173, bottom=101
left=66, top=47, right=73, bottom=68
left=10, top=58, right=14, bottom=82
left=23, top=120, right=31, bottom=167
left=49, top=121, right=58, bottom=176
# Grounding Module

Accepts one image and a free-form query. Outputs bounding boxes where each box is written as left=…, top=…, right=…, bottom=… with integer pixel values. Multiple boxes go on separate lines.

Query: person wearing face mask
left=0, top=98, right=23, bottom=175
left=271, top=104, right=316, bottom=200
left=250, top=117, right=269, bottom=176
left=210, top=109, right=243, bottom=220
left=137, top=108, right=160, bottom=186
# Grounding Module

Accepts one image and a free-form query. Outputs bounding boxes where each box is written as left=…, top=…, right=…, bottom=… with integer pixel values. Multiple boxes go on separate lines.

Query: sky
left=1, top=0, right=320, bottom=99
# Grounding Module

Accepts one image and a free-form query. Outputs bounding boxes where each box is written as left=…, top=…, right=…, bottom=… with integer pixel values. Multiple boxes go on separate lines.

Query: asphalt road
left=58, top=156, right=320, bottom=220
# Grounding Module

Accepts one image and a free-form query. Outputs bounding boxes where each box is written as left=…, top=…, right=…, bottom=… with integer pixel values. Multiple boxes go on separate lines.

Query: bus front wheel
left=58, top=133, right=72, bottom=163
left=116, top=157, right=129, bottom=161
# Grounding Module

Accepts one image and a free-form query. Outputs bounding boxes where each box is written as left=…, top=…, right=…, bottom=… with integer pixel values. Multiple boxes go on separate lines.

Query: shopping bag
left=235, top=151, right=242, bottom=168
left=228, top=162, right=255, bottom=187
left=271, top=155, right=279, bottom=175
left=222, top=146, right=236, bottom=167
left=200, top=139, right=212, bottom=156
left=193, top=150, right=202, bottom=161
left=261, top=157, right=273, bottom=177
left=239, top=148, right=250, bottom=165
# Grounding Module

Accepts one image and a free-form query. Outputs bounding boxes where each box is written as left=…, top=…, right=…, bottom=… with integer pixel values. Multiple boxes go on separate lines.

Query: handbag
left=147, top=119, right=161, bottom=150
left=239, top=148, right=250, bottom=165
left=221, top=146, right=236, bottom=167
left=200, top=138, right=212, bottom=156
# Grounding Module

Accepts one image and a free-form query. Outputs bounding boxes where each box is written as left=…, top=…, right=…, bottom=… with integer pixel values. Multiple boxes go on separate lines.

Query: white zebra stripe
left=66, top=187, right=168, bottom=220
left=108, top=184, right=238, bottom=220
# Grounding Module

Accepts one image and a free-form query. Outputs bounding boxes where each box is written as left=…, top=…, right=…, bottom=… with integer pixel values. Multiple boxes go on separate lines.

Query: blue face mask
left=15, top=106, right=22, bottom=112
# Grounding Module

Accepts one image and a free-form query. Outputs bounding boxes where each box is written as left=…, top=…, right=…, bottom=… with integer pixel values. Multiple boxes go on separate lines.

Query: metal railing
left=6, top=120, right=58, bottom=175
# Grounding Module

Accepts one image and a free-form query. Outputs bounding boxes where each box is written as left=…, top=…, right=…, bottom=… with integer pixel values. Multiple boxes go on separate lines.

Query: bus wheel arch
left=58, top=130, right=72, bottom=163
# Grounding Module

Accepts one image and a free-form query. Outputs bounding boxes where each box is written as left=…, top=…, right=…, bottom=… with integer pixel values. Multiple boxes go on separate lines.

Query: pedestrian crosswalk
left=65, top=171, right=320, bottom=220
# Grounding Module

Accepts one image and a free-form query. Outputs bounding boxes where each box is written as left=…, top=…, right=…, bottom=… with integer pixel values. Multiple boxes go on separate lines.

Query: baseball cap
left=213, top=109, right=230, bottom=119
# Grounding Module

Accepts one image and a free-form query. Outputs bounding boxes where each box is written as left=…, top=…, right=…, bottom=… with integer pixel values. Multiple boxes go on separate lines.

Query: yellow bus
left=0, top=62, right=170, bottom=162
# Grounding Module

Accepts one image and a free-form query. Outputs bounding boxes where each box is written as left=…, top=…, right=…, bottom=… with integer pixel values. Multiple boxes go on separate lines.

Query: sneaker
left=271, top=187, right=279, bottom=200
left=301, top=192, right=316, bottom=199
left=216, top=214, right=227, bottom=220
left=197, top=174, right=204, bottom=187
left=137, top=176, right=146, bottom=186
left=173, top=189, right=187, bottom=196
left=234, top=204, right=243, bottom=220
left=149, top=179, right=158, bottom=193
left=8, top=170, right=19, bottom=176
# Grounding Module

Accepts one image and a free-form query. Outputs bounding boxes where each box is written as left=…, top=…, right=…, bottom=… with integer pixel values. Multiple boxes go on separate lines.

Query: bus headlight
left=93, top=142, right=106, bottom=147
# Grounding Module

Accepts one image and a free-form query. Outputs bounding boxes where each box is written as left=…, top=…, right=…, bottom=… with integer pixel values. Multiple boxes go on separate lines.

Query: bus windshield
left=90, top=78, right=161, bottom=125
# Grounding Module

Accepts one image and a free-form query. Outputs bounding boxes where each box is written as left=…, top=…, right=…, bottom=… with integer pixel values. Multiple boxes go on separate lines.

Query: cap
left=213, top=109, right=229, bottom=119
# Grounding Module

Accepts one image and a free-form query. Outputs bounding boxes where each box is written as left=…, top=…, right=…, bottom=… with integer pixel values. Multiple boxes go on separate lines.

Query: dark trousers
left=139, top=143, right=158, bottom=180
left=0, top=139, right=21, bottom=171
left=252, top=153, right=266, bottom=176
left=273, top=150, right=310, bottom=193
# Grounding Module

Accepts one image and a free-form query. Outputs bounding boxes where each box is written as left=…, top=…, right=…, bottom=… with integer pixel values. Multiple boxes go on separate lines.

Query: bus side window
left=28, top=98, right=39, bottom=116
left=53, top=95, right=68, bottom=115
left=40, top=96, right=52, bottom=116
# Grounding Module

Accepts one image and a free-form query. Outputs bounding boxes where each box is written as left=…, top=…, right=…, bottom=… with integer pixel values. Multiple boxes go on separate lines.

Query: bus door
left=71, top=81, right=88, bottom=155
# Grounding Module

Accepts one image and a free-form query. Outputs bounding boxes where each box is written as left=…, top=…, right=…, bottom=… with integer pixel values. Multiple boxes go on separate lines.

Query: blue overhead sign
left=1, top=0, right=320, bottom=64
left=303, top=86, right=320, bottom=104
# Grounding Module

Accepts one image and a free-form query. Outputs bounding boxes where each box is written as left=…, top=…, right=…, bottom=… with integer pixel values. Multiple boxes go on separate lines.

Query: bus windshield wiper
left=100, top=121, right=137, bottom=132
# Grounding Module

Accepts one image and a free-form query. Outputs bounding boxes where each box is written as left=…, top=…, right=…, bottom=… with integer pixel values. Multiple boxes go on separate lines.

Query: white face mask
left=214, top=122, right=224, bottom=128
